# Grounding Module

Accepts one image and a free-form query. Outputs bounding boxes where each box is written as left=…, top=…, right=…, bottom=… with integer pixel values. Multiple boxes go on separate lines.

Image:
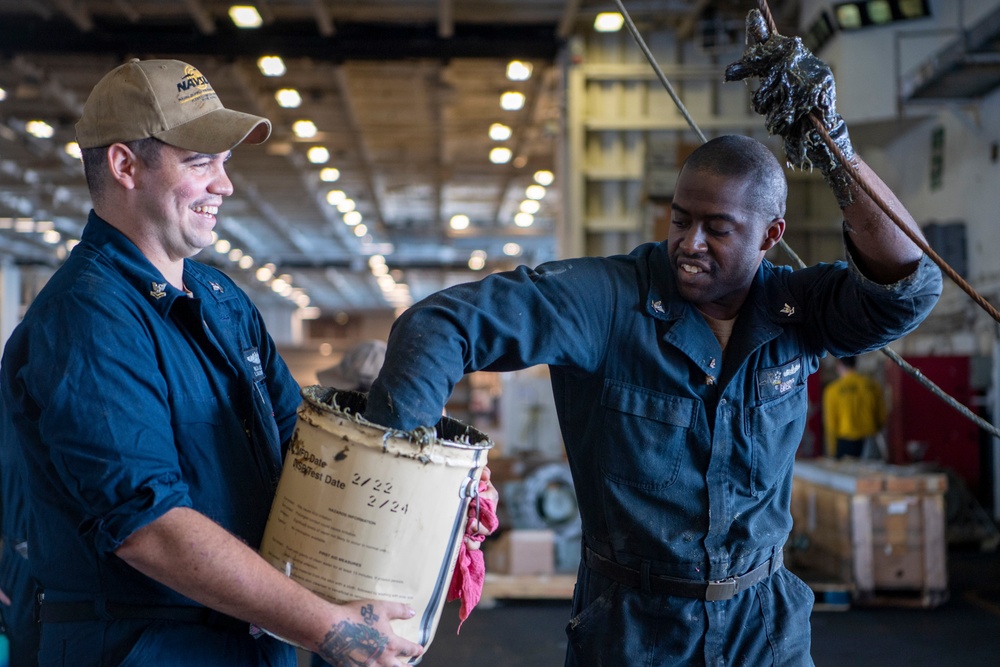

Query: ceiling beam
left=111, top=0, right=141, bottom=23
left=330, top=65, right=386, bottom=235
left=556, top=0, right=581, bottom=40
left=490, top=64, right=550, bottom=224
left=438, top=0, right=454, bottom=39
left=52, top=0, right=93, bottom=32
left=311, top=0, right=335, bottom=37
left=181, top=0, right=215, bottom=35
left=0, top=18, right=562, bottom=61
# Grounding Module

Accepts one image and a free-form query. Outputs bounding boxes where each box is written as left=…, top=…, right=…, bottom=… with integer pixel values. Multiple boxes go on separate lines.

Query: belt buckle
left=705, top=578, right=737, bottom=601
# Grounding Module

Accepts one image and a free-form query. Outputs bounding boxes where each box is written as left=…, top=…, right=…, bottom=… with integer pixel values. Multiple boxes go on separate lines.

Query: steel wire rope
left=609, top=0, right=1000, bottom=439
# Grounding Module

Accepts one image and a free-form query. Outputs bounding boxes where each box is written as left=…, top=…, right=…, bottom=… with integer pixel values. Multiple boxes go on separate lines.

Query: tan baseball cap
left=75, top=58, right=271, bottom=153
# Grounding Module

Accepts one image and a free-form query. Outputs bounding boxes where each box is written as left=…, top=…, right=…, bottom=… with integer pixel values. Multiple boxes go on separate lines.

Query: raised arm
left=725, top=9, right=928, bottom=284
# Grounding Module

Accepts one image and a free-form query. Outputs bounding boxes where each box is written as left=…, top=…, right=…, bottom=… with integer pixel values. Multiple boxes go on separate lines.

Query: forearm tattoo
left=317, top=604, right=390, bottom=666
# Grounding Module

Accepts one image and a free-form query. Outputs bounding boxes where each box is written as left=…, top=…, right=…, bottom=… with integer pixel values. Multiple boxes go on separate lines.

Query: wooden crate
left=788, top=459, right=948, bottom=608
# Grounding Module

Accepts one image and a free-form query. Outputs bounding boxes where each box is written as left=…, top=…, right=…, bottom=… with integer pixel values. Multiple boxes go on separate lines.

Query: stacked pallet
left=788, top=458, right=948, bottom=608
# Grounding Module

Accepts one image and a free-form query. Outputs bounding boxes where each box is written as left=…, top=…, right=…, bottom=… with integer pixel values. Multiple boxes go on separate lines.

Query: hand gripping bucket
left=259, top=386, right=493, bottom=657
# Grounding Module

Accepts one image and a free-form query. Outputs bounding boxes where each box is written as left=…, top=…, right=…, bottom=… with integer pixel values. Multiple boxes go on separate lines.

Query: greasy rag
left=447, top=479, right=499, bottom=631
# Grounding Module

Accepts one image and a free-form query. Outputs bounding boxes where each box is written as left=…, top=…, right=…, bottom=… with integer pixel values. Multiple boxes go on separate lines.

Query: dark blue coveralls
left=0, top=213, right=303, bottom=666
left=365, top=241, right=941, bottom=666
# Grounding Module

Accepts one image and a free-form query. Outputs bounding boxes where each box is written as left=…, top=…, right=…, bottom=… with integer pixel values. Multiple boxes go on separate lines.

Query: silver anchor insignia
left=780, top=303, right=795, bottom=317
left=149, top=282, right=168, bottom=299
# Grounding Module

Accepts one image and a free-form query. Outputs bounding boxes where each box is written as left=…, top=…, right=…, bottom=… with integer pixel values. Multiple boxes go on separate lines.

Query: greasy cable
left=610, top=0, right=1000, bottom=439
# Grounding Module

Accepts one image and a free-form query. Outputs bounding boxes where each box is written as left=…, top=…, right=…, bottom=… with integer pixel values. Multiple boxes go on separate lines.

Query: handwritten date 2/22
left=352, top=473, right=409, bottom=514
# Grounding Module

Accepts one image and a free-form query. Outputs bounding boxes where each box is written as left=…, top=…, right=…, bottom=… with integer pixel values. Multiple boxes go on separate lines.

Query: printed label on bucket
left=260, top=387, right=492, bottom=653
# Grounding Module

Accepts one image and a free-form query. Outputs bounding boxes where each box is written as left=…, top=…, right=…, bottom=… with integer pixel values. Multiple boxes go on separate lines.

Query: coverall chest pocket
left=599, top=380, right=696, bottom=490
left=747, top=384, right=807, bottom=496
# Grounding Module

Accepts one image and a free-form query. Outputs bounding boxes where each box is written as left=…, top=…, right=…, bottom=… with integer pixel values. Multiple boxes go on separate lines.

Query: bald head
left=681, top=135, right=787, bottom=221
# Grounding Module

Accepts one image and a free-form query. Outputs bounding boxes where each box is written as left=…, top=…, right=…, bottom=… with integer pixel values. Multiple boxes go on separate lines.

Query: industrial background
left=1, top=0, right=999, bottom=665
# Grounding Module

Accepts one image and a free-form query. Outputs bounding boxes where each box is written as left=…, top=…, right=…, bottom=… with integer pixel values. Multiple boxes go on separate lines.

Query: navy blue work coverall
left=0, top=419, right=39, bottom=667
left=365, top=241, right=941, bottom=666
left=0, top=213, right=302, bottom=666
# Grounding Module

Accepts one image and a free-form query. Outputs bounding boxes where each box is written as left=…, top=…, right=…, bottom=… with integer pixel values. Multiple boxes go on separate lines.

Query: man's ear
left=760, top=217, right=786, bottom=252
left=106, top=143, right=139, bottom=190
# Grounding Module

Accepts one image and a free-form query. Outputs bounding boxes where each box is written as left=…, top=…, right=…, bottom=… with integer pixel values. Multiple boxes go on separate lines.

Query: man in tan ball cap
left=0, top=58, right=423, bottom=667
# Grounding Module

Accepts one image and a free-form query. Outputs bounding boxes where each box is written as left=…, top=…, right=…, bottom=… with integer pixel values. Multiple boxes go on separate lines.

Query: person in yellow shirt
left=822, top=356, right=887, bottom=458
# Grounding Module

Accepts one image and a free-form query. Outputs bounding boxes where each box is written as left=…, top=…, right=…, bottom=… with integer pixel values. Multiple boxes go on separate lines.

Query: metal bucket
left=259, top=386, right=493, bottom=657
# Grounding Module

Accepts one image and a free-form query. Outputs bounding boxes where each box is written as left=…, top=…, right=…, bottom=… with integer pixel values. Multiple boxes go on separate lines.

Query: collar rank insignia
left=651, top=300, right=665, bottom=314
left=210, top=281, right=224, bottom=292
left=779, top=303, right=795, bottom=317
left=149, top=282, right=168, bottom=299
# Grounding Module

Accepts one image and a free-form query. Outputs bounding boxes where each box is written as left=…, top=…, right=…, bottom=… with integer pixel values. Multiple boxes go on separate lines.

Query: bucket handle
left=460, top=476, right=482, bottom=526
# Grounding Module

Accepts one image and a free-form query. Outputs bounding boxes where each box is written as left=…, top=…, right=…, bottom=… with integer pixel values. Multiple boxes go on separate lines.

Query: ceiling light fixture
left=292, top=120, right=318, bottom=138
left=489, top=123, right=512, bottom=141
left=449, top=214, right=470, bottom=230
left=533, top=170, right=554, bottom=186
left=275, top=88, right=302, bottom=108
left=228, top=248, right=243, bottom=262
left=25, top=120, right=54, bottom=139
left=500, top=91, right=526, bottom=111
left=519, top=199, right=541, bottom=214
left=238, top=255, right=254, bottom=269
left=307, top=146, right=330, bottom=164
left=228, top=5, right=263, bottom=28
left=490, top=147, right=512, bottom=164
left=325, top=190, right=346, bottom=206
left=256, top=266, right=274, bottom=282
left=343, top=211, right=362, bottom=226
left=337, top=199, right=356, bottom=213
left=214, top=239, right=231, bottom=254
left=506, top=61, right=533, bottom=81
left=319, top=167, right=340, bottom=182
left=525, top=184, right=546, bottom=200
left=354, top=224, right=368, bottom=237
left=64, top=142, right=82, bottom=159
left=514, top=212, right=534, bottom=227
left=503, top=242, right=522, bottom=256
left=0, top=87, right=6, bottom=101
left=257, top=56, right=286, bottom=77
left=594, top=12, right=625, bottom=32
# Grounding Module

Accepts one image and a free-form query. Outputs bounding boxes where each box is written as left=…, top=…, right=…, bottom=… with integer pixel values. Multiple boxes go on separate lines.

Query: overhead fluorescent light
left=834, top=0, right=931, bottom=30
left=307, top=146, right=330, bottom=164
left=594, top=13, right=624, bottom=32
left=506, top=61, right=533, bottom=81
left=275, top=88, right=301, bottom=108
left=257, top=56, right=286, bottom=77
left=229, top=5, right=263, bottom=28
left=489, top=123, right=512, bottom=141
left=500, top=91, right=525, bottom=111
left=533, top=170, right=554, bottom=186
left=292, top=120, right=318, bottom=138
left=490, top=147, right=512, bottom=164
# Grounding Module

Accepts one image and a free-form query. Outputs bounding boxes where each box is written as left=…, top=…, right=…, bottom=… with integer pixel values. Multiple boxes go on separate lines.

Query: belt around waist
left=38, top=599, right=247, bottom=632
left=583, top=547, right=783, bottom=601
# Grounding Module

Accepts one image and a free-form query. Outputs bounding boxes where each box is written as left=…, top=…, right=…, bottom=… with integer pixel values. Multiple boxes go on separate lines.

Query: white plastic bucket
left=259, top=386, right=493, bottom=657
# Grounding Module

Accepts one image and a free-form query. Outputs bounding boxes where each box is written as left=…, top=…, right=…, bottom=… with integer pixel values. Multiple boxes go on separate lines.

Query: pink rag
left=447, top=479, right=499, bottom=632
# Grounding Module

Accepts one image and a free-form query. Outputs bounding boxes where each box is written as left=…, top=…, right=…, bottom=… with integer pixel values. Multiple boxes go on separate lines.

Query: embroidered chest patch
left=244, top=347, right=265, bottom=380
left=756, top=357, right=802, bottom=401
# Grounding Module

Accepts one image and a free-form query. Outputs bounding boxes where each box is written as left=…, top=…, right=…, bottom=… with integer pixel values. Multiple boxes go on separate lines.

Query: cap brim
left=155, top=107, right=271, bottom=154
